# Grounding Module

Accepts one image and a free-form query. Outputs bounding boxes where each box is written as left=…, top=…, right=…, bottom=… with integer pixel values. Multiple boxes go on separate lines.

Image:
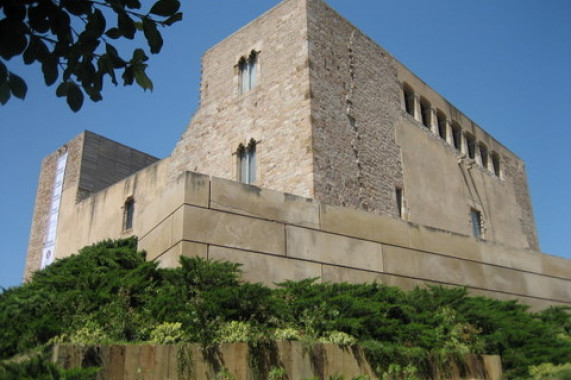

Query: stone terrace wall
left=145, top=172, right=570, bottom=312
left=53, top=343, right=502, bottom=380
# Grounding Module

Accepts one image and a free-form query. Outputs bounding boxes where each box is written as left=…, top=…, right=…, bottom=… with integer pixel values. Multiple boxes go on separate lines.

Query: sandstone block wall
left=24, top=131, right=158, bottom=281
left=169, top=0, right=315, bottom=198
left=53, top=343, right=502, bottom=380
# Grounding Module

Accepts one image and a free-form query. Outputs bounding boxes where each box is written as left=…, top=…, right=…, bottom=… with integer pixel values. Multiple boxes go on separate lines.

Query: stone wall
left=169, top=0, right=315, bottom=198
left=307, top=0, right=404, bottom=217
left=52, top=343, right=502, bottom=380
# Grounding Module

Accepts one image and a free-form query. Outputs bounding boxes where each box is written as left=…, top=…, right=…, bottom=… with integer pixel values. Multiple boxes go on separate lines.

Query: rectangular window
left=403, top=85, right=415, bottom=116
left=124, top=198, right=134, bottom=231
left=437, top=111, right=447, bottom=140
left=470, top=209, right=482, bottom=239
left=479, top=143, right=489, bottom=168
left=420, top=98, right=431, bottom=128
left=465, top=133, right=476, bottom=159
left=452, top=124, right=462, bottom=150
left=492, top=152, right=501, bottom=177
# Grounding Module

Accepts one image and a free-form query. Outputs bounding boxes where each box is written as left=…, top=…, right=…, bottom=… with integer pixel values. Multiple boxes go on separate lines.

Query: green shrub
left=149, top=322, right=188, bottom=344
left=529, top=362, right=571, bottom=380
left=0, top=355, right=98, bottom=380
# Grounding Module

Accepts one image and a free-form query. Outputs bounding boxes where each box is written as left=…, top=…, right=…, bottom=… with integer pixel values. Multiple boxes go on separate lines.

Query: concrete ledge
left=408, top=225, right=481, bottom=261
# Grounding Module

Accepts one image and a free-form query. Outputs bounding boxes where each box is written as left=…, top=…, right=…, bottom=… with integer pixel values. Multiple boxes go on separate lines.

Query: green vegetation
left=1, top=238, right=569, bottom=379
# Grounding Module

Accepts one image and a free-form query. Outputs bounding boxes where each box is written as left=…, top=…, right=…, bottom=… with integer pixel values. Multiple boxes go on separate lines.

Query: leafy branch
left=0, top=0, right=182, bottom=111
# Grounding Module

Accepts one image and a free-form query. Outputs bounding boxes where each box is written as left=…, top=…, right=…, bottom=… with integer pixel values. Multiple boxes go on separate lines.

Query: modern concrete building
left=25, top=0, right=569, bottom=310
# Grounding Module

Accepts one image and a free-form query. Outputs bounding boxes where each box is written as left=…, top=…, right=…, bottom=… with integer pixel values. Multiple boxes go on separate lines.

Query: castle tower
left=170, top=0, right=538, bottom=250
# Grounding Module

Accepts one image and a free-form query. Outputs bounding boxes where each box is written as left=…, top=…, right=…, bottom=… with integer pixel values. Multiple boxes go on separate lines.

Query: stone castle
left=25, top=0, right=569, bottom=310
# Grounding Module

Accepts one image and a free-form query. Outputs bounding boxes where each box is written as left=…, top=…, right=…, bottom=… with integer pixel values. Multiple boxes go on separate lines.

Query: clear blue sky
left=1, top=0, right=570, bottom=289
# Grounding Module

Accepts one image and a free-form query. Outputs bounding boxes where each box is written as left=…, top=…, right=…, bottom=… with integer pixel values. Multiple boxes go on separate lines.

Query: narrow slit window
left=123, top=197, right=134, bottom=231
left=470, top=209, right=483, bottom=239
left=395, top=187, right=403, bottom=218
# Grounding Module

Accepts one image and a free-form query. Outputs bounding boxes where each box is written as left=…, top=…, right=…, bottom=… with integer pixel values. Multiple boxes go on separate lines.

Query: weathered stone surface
left=211, top=177, right=320, bottom=228
left=183, top=206, right=285, bottom=256
left=154, top=241, right=208, bottom=268
left=320, top=203, right=410, bottom=247
left=408, top=224, right=481, bottom=261
left=209, top=246, right=321, bottom=285
left=321, top=265, right=383, bottom=284
left=286, top=226, right=383, bottom=272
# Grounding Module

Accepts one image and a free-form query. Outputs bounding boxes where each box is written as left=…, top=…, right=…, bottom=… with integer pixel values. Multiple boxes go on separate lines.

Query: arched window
left=123, top=197, right=134, bottom=231
left=419, top=97, right=431, bottom=128
left=436, top=110, right=447, bottom=140
left=239, top=51, right=258, bottom=94
left=238, top=139, right=256, bottom=184
left=403, top=84, right=415, bottom=117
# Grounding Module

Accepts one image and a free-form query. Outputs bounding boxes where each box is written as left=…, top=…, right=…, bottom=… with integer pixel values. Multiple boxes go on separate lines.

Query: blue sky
left=1, top=0, right=570, bottom=289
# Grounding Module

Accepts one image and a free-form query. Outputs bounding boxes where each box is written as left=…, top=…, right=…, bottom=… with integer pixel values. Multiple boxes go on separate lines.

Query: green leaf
left=28, top=5, right=50, bottom=33
left=23, top=38, right=38, bottom=65
left=149, top=0, right=180, bottom=16
left=143, top=18, right=163, bottom=54
left=86, top=9, right=106, bottom=39
left=122, top=66, right=134, bottom=86
left=42, top=55, right=59, bottom=86
left=4, top=5, right=26, bottom=21
left=9, top=72, right=27, bottom=99
left=118, top=11, right=136, bottom=39
left=0, top=61, right=7, bottom=85
left=124, top=0, right=142, bottom=9
left=0, top=82, right=10, bottom=104
left=66, top=82, right=84, bottom=112
left=56, top=81, right=70, bottom=97
left=164, top=12, right=183, bottom=26
left=62, top=0, right=92, bottom=16
left=132, top=48, right=148, bottom=63
left=133, top=65, right=153, bottom=91
left=105, top=27, right=122, bottom=39
left=0, top=20, right=27, bottom=60
left=105, top=43, right=126, bottom=68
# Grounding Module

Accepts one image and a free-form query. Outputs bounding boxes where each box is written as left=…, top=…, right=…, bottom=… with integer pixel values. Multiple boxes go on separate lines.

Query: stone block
left=286, top=226, right=383, bottom=272
left=382, top=246, right=486, bottom=288
left=138, top=214, right=175, bottom=261
left=155, top=241, right=208, bottom=268
left=211, top=177, right=320, bottom=228
left=209, top=246, right=321, bottom=285
left=408, top=224, right=481, bottom=261
left=183, top=206, right=285, bottom=256
left=380, top=274, right=433, bottom=291
left=182, top=171, right=210, bottom=207
left=320, top=203, right=410, bottom=247
left=540, top=253, right=571, bottom=279
left=479, top=241, right=542, bottom=273
left=481, top=265, right=529, bottom=296
left=321, top=265, right=383, bottom=284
